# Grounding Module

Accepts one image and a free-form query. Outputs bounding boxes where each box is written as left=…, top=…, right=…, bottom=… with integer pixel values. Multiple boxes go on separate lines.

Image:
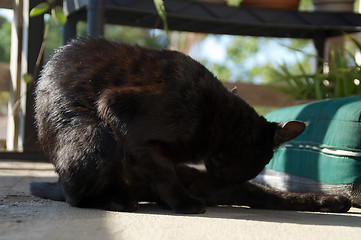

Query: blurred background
left=0, top=0, right=360, bottom=152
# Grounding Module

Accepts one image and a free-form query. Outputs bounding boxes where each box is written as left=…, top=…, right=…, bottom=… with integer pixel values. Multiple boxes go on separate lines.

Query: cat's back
left=37, top=38, right=222, bottom=110
left=37, top=39, right=181, bottom=116
left=39, top=38, right=178, bottom=92
left=35, top=38, right=253, bottom=161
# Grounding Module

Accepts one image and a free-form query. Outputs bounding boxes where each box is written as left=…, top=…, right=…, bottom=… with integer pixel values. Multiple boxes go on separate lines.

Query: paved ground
left=1, top=159, right=361, bottom=240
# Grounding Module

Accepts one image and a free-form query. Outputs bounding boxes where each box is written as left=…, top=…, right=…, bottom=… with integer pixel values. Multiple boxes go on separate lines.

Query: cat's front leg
left=136, top=144, right=206, bottom=214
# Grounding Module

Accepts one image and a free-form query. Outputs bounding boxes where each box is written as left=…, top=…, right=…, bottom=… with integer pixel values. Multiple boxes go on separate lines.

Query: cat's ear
left=230, top=87, right=238, bottom=96
left=274, top=121, right=306, bottom=147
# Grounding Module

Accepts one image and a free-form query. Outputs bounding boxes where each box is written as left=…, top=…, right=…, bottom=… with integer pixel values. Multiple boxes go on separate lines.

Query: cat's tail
left=29, top=181, right=65, bottom=201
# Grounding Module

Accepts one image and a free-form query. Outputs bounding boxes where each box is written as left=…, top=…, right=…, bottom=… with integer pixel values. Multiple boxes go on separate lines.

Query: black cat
left=30, top=38, right=351, bottom=213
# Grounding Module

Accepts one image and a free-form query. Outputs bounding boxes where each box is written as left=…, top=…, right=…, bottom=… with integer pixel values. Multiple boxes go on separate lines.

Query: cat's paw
left=318, top=195, right=351, bottom=213
left=172, top=196, right=206, bottom=214
left=105, top=198, right=139, bottom=212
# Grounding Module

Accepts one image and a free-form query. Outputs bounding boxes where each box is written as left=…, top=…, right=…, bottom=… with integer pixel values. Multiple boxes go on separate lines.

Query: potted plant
left=270, top=34, right=361, bottom=101
left=190, top=0, right=301, bottom=10
left=241, top=0, right=300, bottom=10
left=313, top=0, right=356, bottom=12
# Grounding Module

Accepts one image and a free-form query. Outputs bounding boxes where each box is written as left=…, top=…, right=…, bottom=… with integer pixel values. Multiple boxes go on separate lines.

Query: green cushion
left=265, top=96, right=361, bottom=185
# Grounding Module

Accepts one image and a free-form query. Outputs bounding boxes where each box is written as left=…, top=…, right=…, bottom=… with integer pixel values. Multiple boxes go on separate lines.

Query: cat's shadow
left=24, top=176, right=361, bottom=227
left=136, top=203, right=361, bottom=227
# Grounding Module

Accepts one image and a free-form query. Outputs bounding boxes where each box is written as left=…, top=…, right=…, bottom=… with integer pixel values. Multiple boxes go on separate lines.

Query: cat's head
left=205, top=121, right=306, bottom=183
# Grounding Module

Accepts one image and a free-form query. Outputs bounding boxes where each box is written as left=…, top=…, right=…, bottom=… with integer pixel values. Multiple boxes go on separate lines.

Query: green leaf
left=227, top=0, right=243, bottom=7
left=153, top=0, right=169, bottom=38
left=345, top=49, right=358, bottom=67
left=23, top=73, right=33, bottom=84
left=52, top=6, right=66, bottom=24
left=344, top=32, right=361, bottom=52
left=279, top=42, right=324, bottom=63
left=30, top=2, right=50, bottom=17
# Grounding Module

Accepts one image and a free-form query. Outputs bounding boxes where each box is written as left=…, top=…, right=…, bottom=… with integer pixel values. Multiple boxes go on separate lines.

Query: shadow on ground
left=1, top=161, right=361, bottom=240
left=1, top=176, right=361, bottom=228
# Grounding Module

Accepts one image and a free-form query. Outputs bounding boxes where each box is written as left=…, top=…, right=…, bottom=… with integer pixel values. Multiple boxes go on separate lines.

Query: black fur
left=30, top=38, right=351, bottom=213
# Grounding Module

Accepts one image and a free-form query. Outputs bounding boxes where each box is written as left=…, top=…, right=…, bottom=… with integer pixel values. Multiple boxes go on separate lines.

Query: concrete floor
left=1, top=159, right=361, bottom=240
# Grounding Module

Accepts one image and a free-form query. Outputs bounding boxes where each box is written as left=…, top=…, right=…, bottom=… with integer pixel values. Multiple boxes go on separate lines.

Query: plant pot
left=313, top=0, right=355, bottom=12
left=190, top=0, right=227, bottom=4
left=241, top=0, right=300, bottom=10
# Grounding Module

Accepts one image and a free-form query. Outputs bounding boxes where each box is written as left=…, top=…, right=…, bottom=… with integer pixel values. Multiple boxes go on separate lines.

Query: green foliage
left=30, top=2, right=50, bottom=17
left=227, top=0, right=243, bottom=7
left=226, top=36, right=259, bottom=64
left=43, top=18, right=65, bottom=62
left=30, top=0, right=66, bottom=24
left=22, top=73, right=33, bottom=84
left=72, top=22, right=167, bottom=50
left=104, top=25, right=167, bottom=49
left=0, top=91, right=10, bottom=102
left=199, top=35, right=313, bottom=84
left=52, top=6, right=66, bottom=24
left=199, top=36, right=263, bottom=83
left=225, top=0, right=315, bottom=9
left=0, top=19, right=11, bottom=63
left=248, top=63, right=275, bottom=83
left=21, top=1, right=66, bottom=84
left=0, top=15, right=7, bottom=25
left=270, top=35, right=361, bottom=100
left=270, top=62, right=323, bottom=100
left=282, top=39, right=312, bottom=51
left=210, top=63, right=231, bottom=81
left=298, top=0, right=314, bottom=11
left=153, top=0, right=168, bottom=39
